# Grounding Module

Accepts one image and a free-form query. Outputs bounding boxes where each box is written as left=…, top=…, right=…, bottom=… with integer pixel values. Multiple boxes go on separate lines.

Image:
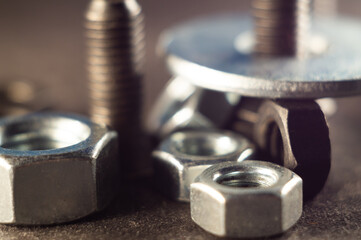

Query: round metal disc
left=161, top=14, right=361, bottom=98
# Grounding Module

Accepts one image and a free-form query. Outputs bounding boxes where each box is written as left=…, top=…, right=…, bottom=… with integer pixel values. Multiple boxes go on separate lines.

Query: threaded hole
left=215, top=170, right=278, bottom=188
left=0, top=117, right=91, bottom=151
left=173, top=133, right=238, bottom=157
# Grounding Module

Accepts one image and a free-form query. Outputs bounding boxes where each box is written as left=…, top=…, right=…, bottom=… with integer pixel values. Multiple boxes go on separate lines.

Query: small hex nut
left=0, top=113, right=118, bottom=225
left=191, top=161, right=303, bottom=238
left=153, top=129, right=255, bottom=202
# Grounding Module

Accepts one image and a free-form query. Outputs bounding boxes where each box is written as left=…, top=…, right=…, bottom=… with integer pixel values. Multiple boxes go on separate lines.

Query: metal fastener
left=227, top=98, right=332, bottom=199
left=155, top=0, right=361, bottom=199
left=160, top=6, right=361, bottom=98
left=146, top=77, right=207, bottom=140
left=85, top=0, right=147, bottom=176
left=153, top=129, right=255, bottom=202
left=253, top=99, right=331, bottom=199
left=191, top=161, right=303, bottom=238
left=147, top=77, right=241, bottom=141
left=252, top=0, right=310, bottom=57
left=0, top=113, right=118, bottom=225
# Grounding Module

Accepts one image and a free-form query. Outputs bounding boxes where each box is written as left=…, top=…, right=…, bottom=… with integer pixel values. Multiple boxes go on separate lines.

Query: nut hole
left=0, top=117, right=91, bottom=151
left=173, top=132, right=238, bottom=157
left=214, top=169, right=279, bottom=188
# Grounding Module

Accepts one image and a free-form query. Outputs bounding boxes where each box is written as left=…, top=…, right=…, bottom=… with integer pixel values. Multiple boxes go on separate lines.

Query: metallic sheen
left=252, top=0, right=310, bottom=57
left=85, top=0, right=147, bottom=175
left=153, top=129, right=255, bottom=202
left=147, top=77, right=241, bottom=140
left=161, top=15, right=361, bottom=98
left=0, top=113, right=118, bottom=225
left=191, top=161, right=303, bottom=238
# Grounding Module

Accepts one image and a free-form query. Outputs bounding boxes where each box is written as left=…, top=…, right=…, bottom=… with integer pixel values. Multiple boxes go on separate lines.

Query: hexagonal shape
left=254, top=99, right=330, bottom=199
left=147, top=77, right=241, bottom=140
left=191, top=161, right=302, bottom=238
left=0, top=113, right=118, bottom=225
left=153, top=129, right=255, bottom=202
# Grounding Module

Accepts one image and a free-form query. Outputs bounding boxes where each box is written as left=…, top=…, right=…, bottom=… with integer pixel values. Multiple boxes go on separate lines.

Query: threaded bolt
left=252, top=0, right=311, bottom=58
left=85, top=0, right=146, bottom=175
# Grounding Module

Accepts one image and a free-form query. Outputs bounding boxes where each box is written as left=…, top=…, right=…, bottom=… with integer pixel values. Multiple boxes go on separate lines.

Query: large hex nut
left=153, top=129, right=255, bottom=202
left=191, top=161, right=303, bottom=238
left=0, top=113, right=118, bottom=225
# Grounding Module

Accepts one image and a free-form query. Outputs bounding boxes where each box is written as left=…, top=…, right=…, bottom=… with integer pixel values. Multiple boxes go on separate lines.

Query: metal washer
left=161, top=14, right=361, bottom=99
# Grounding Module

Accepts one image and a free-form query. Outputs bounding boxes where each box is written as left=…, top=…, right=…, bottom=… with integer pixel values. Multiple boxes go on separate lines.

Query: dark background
left=0, top=0, right=360, bottom=239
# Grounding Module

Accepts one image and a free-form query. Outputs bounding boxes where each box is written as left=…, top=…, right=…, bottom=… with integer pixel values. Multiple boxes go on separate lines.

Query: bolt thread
left=252, top=0, right=311, bottom=57
left=85, top=0, right=144, bottom=130
left=85, top=0, right=149, bottom=176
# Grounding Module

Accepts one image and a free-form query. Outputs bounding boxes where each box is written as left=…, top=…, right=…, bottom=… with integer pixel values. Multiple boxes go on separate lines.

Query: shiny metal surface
left=147, top=77, right=241, bottom=140
left=162, top=15, right=361, bottom=98
left=0, top=113, right=118, bottom=225
left=85, top=0, right=148, bottom=176
left=191, top=161, right=303, bottom=238
left=85, top=0, right=144, bottom=127
left=153, top=129, right=255, bottom=202
left=146, top=77, right=207, bottom=138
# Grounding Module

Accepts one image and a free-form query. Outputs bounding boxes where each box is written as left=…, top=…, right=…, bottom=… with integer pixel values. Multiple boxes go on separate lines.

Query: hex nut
left=147, top=77, right=240, bottom=140
left=254, top=100, right=331, bottom=200
left=0, top=113, right=118, bottom=225
left=146, top=77, right=204, bottom=138
left=191, top=161, right=303, bottom=238
left=153, top=129, right=255, bottom=202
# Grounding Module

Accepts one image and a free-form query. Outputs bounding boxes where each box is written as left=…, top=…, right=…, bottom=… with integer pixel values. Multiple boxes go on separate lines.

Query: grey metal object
left=0, top=113, right=118, bottom=225
left=230, top=97, right=336, bottom=140
left=252, top=0, right=310, bottom=57
left=191, top=161, right=303, bottom=238
left=146, top=77, right=210, bottom=138
left=153, top=130, right=255, bottom=202
left=147, top=77, right=241, bottom=140
left=85, top=0, right=148, bottom=176
left=253, top=99, right=331, bottom=200
left=160, top=15, right=361, bottom=98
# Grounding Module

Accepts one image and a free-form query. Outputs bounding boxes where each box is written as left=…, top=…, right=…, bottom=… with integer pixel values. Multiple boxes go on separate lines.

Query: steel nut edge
left=152, top=129, right=255, bottom=202
left=0, top=113, right=118, bottom=225
left=254, top=100, right=331, bottom=200
left=191, top=161, right=303, bottom=238
left=147, top=77, right=241, bottom=140
left=146, top=77, right=203, bottom=139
